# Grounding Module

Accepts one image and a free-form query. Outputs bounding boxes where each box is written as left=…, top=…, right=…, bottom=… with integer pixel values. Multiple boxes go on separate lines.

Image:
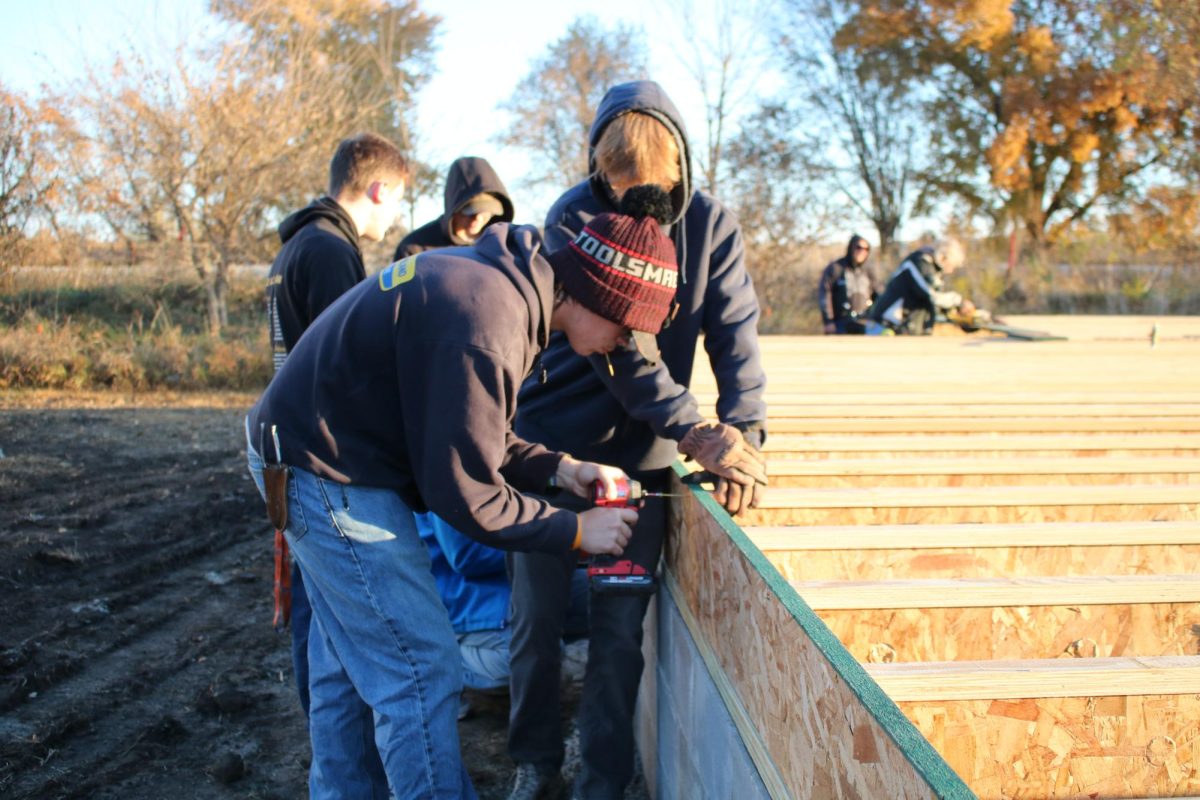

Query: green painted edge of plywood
left=671, top=461, right=976, bottom=800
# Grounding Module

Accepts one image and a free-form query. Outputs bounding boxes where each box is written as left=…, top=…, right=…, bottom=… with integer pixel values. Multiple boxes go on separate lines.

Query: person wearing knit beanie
left=546, top=184, right=677, bottom=363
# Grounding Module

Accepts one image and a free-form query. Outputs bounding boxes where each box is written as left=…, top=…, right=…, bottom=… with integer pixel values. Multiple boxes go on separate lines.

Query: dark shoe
left=507, top=763, right=566, bottom=800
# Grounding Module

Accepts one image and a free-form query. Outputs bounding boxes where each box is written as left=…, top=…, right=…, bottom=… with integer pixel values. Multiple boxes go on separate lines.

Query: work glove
left=678, top=422, right=768, bottom=516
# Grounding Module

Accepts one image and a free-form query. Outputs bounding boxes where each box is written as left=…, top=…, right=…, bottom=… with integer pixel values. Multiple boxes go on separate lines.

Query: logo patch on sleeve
left=379, top=256, right=418, bottom=291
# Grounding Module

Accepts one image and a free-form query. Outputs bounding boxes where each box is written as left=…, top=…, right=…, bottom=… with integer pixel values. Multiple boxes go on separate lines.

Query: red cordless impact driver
left=585, top=477, right=676, bottom=595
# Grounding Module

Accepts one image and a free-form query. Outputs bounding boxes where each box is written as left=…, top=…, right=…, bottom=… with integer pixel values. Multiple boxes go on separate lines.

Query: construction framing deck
left=636, top=318, right=1200, bottom=800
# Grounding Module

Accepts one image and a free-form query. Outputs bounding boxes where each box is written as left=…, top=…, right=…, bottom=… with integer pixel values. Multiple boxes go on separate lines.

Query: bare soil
left=0, top=397, right=605, bottom=799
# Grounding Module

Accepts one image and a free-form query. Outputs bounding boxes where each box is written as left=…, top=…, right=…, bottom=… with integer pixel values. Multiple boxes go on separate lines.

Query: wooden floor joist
left=742, top=484, right=1200, bottom=526
left=768, top=457, right=1200, bottom=488
left=763, top=432, right=1200, bottom=459
left=753, top=522, right=1200, bottom=581
left=768, top=416, right=1200, bottom=434
left=793, top=573, right=1200, bottom=610
left=727, top=403, right=1200, bottom=418
left=867, top=655, right=1200, bottom=701
left=747, top=520, right=1200, bottom=550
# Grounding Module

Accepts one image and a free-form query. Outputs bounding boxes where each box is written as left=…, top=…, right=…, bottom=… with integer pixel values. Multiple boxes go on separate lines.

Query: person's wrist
left=555, top=455, right=579, bottom=489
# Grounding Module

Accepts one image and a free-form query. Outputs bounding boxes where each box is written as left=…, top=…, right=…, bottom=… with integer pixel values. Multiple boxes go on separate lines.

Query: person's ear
left=366, top=181, right=384, bottom=204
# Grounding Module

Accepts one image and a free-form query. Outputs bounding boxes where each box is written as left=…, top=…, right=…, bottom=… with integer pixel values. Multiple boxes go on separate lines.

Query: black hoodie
left=248, top=223, right=577, bottom=554
left=393, top=157, right=514, bottom=260
left=516, top=80, right=767, bottom=471
left=267, top=197, right=365, bottom=372
left=817, top=234, right=880, bottom=325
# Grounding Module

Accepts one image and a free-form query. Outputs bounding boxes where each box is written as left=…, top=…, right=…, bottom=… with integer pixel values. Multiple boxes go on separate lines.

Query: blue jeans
left=459, top=629, right=511, bottom=691
left=291, top=560, right=312, bottom=717
left=247, top=430, right=474, bottom=799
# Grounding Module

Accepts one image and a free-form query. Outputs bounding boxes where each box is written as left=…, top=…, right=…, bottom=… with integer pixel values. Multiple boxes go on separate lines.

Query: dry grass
left=0, top=268, right=271, bottom=393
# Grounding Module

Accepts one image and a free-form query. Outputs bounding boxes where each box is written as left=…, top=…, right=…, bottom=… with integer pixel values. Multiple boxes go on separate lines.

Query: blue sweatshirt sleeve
left=425, top=514, right=507, bottom=578
left=700, top=208, right=768, bottom=431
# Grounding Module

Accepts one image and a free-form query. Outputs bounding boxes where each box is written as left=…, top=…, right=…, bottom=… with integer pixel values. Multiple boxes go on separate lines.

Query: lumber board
left=792, top=574, right=1200, bottom=610
left=768, top=417, right=1200, bottom=434
left=897, top=690, right=1200, bottom=799
left=739, top=403, right=1200, bottom=418
left=742, top=487, right=1199, bottom=526
left=761, top=433, right=1200, bottom=459
left=866, top=656, right=1200, bottom=701
left=755, top=485, right=1200, bottom=510
left=819, top=601, right=1200, bottom=663
left=755, top=521, right=1200, bottom=581
left=692, top=393, right=1200, bottom=406
left=767, top=456, right=1200, bottom=488
left=746, top=520, right=1200, bottom=551
left=665, top=467, right=973, bottom=799
left=767, top=542, right=1200, bottom=582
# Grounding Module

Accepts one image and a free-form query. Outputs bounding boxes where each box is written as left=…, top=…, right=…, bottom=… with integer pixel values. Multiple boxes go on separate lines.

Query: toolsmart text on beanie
left=549, top=185, right=678, bottom=333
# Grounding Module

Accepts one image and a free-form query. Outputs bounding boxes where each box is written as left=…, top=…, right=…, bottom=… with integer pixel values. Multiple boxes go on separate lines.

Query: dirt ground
left=0, top=396, right=638, bottom=799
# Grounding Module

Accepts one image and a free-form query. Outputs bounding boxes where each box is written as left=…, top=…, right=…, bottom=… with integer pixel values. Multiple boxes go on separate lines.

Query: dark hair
left=328, top=133, right=410, bottom=197
left=618, top=184, right=674, bottom=226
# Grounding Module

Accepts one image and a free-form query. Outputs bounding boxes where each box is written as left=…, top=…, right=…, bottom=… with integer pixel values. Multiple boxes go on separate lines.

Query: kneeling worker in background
left=245, top=185, right=679, bottom=800
left=869, top=237, right=967, bottom=335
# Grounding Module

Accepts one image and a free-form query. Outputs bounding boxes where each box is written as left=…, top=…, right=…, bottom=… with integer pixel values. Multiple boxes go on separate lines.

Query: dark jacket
left=818, top=235, right=880, bottom=326
left=248, top=223, right=576, bottom=554
left=516, top=80, right=767, bottom=472
left=393, top=157, right=514, bottom=260
left=267, top=197, right=365, bottom=372
left=869, top=246, right=945, bottom=334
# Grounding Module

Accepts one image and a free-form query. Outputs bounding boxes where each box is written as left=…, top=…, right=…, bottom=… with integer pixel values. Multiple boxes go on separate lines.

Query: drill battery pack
left=587, top=557, right=657, bottom=595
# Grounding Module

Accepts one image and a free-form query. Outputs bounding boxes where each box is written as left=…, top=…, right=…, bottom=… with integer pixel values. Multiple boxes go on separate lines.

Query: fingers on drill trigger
left=601, top=471, right=622, bottom=500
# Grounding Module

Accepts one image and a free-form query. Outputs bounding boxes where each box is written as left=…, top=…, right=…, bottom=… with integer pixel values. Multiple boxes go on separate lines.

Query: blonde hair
left=593, top=112, right=681, bottom=191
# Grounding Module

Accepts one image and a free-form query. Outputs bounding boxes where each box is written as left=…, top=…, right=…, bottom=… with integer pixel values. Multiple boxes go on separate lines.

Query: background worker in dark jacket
left=869, top=237, right=966, bottom=334
left=245, top=188, right=679, bottom=800
left=393, top=155, right=514, bottom=259
left=506, top=80, right=769, bottom=800
left=263, top=133, right=408, bottom=789
left=818, top=233, right=881, bottom=334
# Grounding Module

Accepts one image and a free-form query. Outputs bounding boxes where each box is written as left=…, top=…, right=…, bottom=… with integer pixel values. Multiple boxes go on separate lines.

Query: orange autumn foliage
left=843, top=0, right=1197, bottom=245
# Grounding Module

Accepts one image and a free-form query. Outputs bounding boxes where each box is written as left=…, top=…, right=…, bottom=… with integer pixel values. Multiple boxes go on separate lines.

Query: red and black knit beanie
left=548, top=185, right=678, bottom=333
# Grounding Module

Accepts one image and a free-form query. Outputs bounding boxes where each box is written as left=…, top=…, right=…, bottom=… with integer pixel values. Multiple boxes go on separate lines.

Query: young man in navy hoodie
left=263, top=132, right=409, bottom=790
left=507, top=81, right=769, bottom=800
left=246, top=187, right=679, bottom=800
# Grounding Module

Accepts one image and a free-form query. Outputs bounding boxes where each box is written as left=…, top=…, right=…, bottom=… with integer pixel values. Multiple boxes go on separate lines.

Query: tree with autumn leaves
left=838, top=0, right=1198, bottom=251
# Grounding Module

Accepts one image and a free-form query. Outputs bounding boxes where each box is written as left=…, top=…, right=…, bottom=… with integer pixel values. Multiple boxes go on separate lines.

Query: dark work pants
left=507, top=470, right=668, bottom=799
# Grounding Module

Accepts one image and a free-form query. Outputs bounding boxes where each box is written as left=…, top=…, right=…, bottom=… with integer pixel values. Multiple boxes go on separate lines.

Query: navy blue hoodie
left=393, top=157, right=515, bottom=260
left=248, top=223, right=577, bottom=554
left=516, top=80, right=767, bottom=471
left=266, top=197, right=365, bottom=372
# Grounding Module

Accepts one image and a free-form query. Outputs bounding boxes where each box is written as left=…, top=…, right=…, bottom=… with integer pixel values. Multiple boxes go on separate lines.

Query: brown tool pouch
left=262, top=464, right=289, bottom=531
